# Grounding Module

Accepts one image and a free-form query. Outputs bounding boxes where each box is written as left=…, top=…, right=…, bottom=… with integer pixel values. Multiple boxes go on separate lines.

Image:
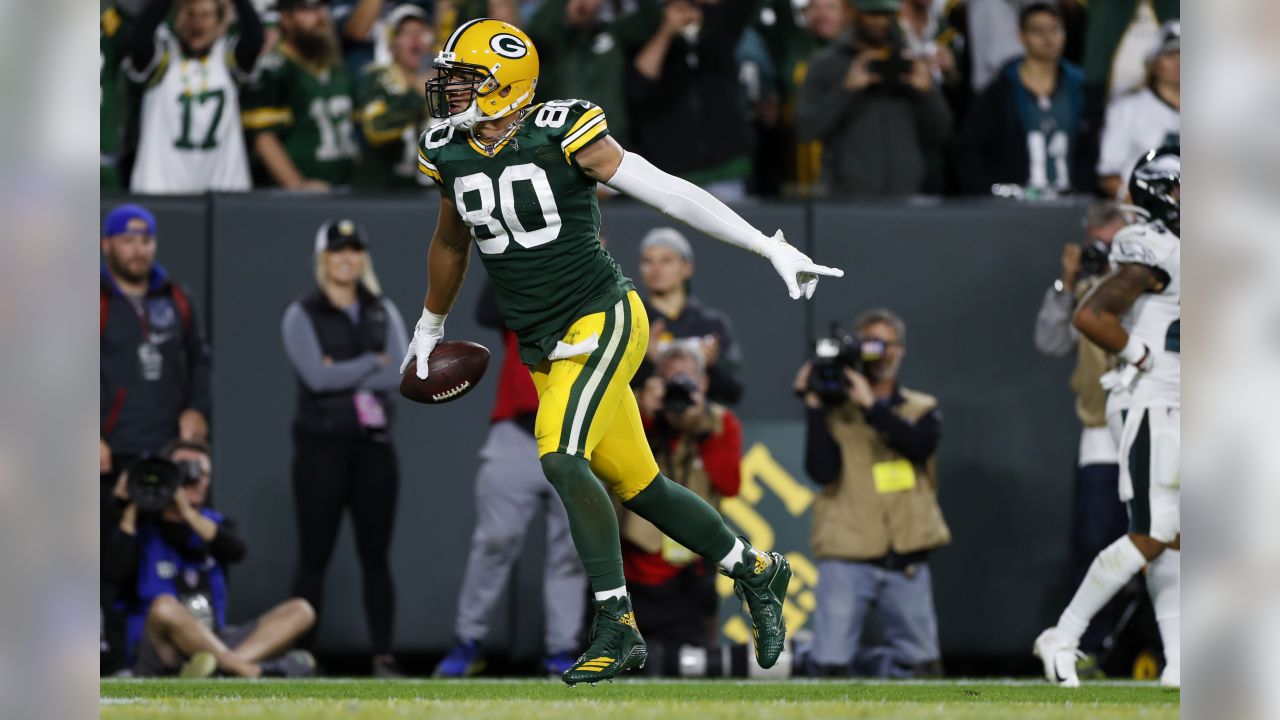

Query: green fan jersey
left=417, top=99, right=633, bottom=365
left=240, top=46, right=357, bottom=186
left=353, top=63, right=430, bottom=190
left=101, top=5, right=131, bottom=190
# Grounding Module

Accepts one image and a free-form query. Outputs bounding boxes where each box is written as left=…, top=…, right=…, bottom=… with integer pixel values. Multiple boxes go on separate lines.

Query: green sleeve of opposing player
left=239, top=53, right=292, bottom=134
left=552, top=100, right=611, bottom=165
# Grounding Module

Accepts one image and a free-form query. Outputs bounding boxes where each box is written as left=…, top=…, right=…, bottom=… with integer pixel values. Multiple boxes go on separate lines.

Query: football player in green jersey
left=403, top=19, right=844, bottom=685
left=353, top=5, right=433, bottom=190
left=241, top=0, right=356, bottom=189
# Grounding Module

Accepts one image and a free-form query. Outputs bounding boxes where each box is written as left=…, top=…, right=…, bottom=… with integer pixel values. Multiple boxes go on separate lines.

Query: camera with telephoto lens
left=126, top=456, right=206, bottom=514
left=807, top=325, right=888, bottom=402
left=1079, top=238, right=1109, bottom=280
left=662, top=373, right=701, bottom=418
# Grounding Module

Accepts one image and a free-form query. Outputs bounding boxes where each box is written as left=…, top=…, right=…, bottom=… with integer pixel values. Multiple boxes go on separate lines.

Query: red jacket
left=623, top=408, right=743, bottom=586
left=490, top=330, right=539, bottom=424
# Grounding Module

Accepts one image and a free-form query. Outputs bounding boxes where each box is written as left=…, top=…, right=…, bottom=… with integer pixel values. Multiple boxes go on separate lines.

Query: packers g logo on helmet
left=425, top=19, right=540, bottom=130
left=489, top=33, right=528, bottom=58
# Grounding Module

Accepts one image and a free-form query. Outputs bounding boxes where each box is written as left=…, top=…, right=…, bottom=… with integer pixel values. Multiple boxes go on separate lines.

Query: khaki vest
left=1069, top=277, right=1115, bottom=428
left=618, top=407, right=724, bottom=560
left=810, top=388, right=951, bottom=561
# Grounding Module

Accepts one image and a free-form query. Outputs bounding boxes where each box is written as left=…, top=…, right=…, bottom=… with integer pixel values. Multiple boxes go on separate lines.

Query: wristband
left=1118, top=335, right=1148, bottom=366
left=417, top=307, right=447, bottom=330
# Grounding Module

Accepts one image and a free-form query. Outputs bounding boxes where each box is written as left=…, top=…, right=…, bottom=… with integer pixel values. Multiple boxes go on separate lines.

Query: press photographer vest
left=1069, top=276, right=1115, bottom=428
left=294, top=285, right=394, bottom=436
left=810, top=388, right=951, bottom=561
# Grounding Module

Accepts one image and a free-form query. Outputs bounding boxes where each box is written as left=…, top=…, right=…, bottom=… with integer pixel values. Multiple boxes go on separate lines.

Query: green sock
left=622, top=474, right=737, bottom=562
left=540, top=453, right=626, bottom=593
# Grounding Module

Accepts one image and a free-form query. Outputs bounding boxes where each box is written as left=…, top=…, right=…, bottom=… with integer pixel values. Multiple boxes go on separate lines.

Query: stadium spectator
left=100, top=203, right=211, bottom=553
left=102, top=1, right=142, bottom=191
left=1033, top=201, right=1137, bottom=671
left=281, top=219, right=409, bottom=677
left=124, top=0, right=263, bottom=193
left=956, top=2, right=1089, bottom=195
left=1081, top=0, right=1178, bottom=102
left=796, top=0, right=953, bottom=197
left=623, top=343, right=742, bottom=650
left=353, top=4, right=434, bottom=190
left=103, top=440, right=318, bottom=678
left=794, top=308, right=949, bottom=678
left=628, top=0, right=754, bottom=202
left=963, top=0, right=1021, bottom=93
left=241, top=0, right=357, bottom=190
left=1096, top=21, right=1179, bottom=199
left=433, top=281, right=587, bottom=678
left=526, top=0, right=632, bottom=145
left=633, top=228, right=744, bottom=406
left=330, top=0, right=433, bottom=79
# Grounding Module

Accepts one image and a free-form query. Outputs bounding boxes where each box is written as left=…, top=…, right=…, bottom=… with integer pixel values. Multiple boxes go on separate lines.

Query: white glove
left=399, top=308, right=447, bottom=380
left=758, top=231, right=845, bottom=300
left=1100, top=336, right=1153, bottom=392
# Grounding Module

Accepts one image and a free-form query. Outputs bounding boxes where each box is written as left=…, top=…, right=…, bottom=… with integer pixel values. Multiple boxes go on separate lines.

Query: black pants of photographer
left=629, top=560, right=718, bottom=650
left=291, top=431, right=398, bottom=657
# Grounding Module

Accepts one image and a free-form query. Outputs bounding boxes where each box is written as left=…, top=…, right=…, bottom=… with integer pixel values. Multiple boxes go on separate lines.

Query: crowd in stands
left=101, top=0, right=1179, bottom=199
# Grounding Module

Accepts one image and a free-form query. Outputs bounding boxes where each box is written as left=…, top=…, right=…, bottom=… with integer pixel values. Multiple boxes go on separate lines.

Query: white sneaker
left=1033, top=627, right=1081, bottom=687
left=1160, top=663, right=1180, bottom=688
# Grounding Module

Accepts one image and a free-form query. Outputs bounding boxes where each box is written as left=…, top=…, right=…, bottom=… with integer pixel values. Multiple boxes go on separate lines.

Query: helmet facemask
left=425, top=56, right=501, bottom=130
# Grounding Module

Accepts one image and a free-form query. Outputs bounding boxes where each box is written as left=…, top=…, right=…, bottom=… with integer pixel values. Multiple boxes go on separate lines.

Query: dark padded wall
left=102, top=194, right=1087, bottom=659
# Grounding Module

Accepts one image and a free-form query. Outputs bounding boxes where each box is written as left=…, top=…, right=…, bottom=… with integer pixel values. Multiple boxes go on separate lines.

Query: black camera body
left=807, top=325, right=887, bottom=402
left=662, top=373, right=701, bottom=418
left=1079, top=239, right=1109, bottom=280
left=126, top=456, right=205, bottom=514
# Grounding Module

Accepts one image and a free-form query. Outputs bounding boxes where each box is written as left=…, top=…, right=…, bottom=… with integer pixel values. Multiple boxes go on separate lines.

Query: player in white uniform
left=125, top=0, right=263, bottom=193
left=1034, top=147, right=1181, bottom=688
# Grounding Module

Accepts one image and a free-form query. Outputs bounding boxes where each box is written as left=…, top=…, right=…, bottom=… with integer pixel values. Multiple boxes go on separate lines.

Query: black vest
left=293, top=285, right=394, bottom=437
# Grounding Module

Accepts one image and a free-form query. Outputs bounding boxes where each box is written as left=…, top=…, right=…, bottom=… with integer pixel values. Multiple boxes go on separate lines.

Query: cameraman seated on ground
left=621, top=343, right=743, bottom=661
left=103, top=439, right=317, bottom=678
left=793, top=308, right=950, bottom=678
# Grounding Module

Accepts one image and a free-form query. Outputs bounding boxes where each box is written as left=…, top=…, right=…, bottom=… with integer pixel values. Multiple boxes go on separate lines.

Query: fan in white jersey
left=1034, top=146, right=1181, bottom=689
left=1096, top=21, right=1180, bottom=199
left=124, top=0, right=264, bottom=193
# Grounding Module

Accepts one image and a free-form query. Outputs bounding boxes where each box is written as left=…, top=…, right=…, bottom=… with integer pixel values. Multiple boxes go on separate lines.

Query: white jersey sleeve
left=1109, top=222, right=1179, bottom=285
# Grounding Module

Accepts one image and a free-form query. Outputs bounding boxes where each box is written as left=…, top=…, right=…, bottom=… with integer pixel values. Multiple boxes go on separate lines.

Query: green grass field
left=101, top=678, right=1179, bottom=720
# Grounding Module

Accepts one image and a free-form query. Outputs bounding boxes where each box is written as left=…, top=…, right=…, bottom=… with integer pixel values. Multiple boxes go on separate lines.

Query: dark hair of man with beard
left=279, top=0, right=339, bottom=66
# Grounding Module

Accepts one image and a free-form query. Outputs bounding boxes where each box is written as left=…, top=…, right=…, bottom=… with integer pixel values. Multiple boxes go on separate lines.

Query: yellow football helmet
left=426, top=19, right=540, bottom=130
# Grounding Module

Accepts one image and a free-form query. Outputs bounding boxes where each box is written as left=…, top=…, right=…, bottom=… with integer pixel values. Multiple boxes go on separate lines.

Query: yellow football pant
left=530, top=290, right=659, bottom=501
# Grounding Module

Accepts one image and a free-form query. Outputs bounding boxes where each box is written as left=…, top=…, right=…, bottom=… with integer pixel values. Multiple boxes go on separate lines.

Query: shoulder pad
left=532, top=99, right=610, bottom=163
left=1109, top=222, right=1178, bottom=271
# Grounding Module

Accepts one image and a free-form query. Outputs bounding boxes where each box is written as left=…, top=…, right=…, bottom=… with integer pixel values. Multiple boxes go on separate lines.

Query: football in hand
left=399, top=341, right=491, bottom=405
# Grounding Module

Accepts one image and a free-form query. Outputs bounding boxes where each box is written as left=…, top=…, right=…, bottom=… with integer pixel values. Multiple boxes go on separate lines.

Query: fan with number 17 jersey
left=417, top=100, right=633, bottom=366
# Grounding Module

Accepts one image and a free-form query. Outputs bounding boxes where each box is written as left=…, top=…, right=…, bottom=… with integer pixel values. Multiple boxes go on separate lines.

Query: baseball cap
left=851, top=0, right=902, bottom=13
left=314, top=219, right=369, bottom=254
left=640, top=227, right=693, bottom=263
left=1148, top=20, right=1180, bottom=61
left=387, top=3, right=430, bottom=32
left=103, top=203, right=156, bottom=237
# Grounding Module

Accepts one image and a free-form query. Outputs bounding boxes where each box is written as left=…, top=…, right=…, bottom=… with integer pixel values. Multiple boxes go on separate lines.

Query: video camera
left=125, top=456, right=206, bottom=513
left=807, top=324, right=887, bottom=402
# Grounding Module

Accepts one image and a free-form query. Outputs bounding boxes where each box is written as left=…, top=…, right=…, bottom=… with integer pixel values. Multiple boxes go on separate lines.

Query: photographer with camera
left=1033, top=199, right=1135, bottom=671
left=794, top=308, right=948, bottom=677
left=621, top=343, right=743, bottom=655
left=103, top=440, right=317, bottom=678
left=796, top=0, right=953, bottom=196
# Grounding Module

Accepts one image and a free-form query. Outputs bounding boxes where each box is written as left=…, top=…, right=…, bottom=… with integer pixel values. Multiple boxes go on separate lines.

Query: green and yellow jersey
left=101, top=4, right=131, bottom=190
left=354, top=63, right=430, bottom=190
left=418, top=99, right=633, bottom=365
left=240, top=46, right=357, bottom=186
